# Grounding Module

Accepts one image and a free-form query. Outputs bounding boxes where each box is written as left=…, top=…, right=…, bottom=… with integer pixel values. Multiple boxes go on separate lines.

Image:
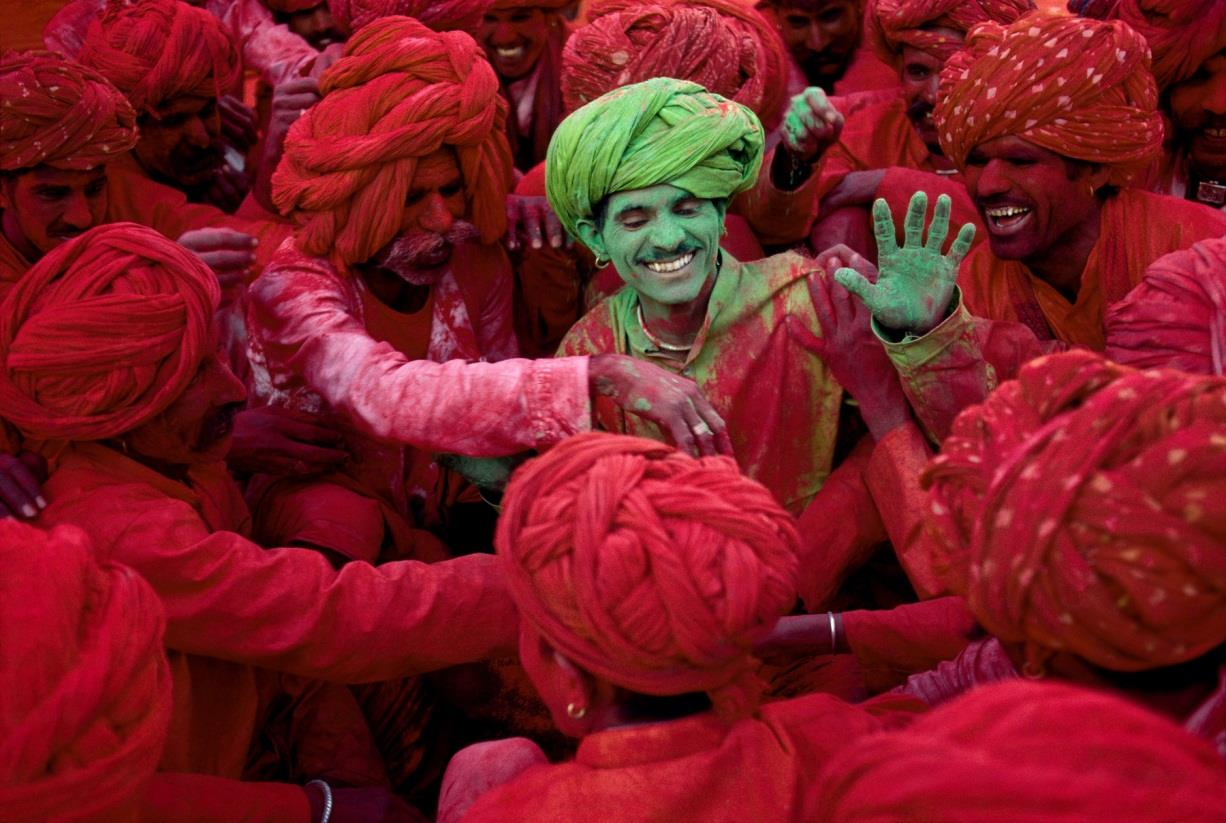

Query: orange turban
left=0, top=222, right=220, bottom=443
left=1106, top=238, right=1226, bottom=377
left=0, top=50, right=137, bottom=173
left=934, top=13, right=1164, bottom=187
left=272, top=16, right=513, bottom=265
left=328, top=0, right=493, bottom=34
left=1072, top=0, right=1226, bottom=91
left=497, top=433, right=799, bottom=720
left=867, top=0, right=1036, bottom=66
left=813, top=680, right=1226, bottom=822
left=77, top=0, right=240, bottom=117
left=0, top=520, right=171, bottom=821
left=921, top=350, right=1226, bottom=674
left=562, top=0, right=789, bottom=130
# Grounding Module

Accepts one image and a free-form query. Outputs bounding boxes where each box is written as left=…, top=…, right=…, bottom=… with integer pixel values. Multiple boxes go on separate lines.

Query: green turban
left=545, top=77, right=765, bottom=240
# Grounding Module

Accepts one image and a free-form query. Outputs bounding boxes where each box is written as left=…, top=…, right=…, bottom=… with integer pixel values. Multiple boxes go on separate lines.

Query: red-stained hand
left=178, top=227, right=258, bottom=289
left=505, top=194, right=569, bottom=251
left=226, top=406, right=349, bottom=477
left=202, top=161, right=251, bottom=214
left=791, top=248, right=911, bottom=441
left=219, top=94, right=258, bottom=151
left=306, top=785, right=427, bottom=823
left=255, top=76, right=321, bottom=212
left=819, top=169, right=886, bottom=212
left=0, top=451, right=48, bottom=519
left=588, top=354, right=734, bottom=458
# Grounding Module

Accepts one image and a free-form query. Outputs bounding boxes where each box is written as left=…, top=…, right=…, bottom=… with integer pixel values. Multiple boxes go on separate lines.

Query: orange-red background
left=5, top=0, right=1072, bottom=54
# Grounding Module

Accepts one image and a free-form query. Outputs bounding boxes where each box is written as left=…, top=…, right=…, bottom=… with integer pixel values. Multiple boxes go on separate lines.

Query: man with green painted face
left=551, top=78, right=906, bottom=516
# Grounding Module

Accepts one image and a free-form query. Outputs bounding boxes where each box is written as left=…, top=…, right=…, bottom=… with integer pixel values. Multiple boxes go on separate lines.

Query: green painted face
left=576, top=183, right=726, bottom=306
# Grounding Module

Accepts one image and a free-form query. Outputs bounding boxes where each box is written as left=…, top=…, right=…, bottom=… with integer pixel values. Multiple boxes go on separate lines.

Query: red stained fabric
left=1106, top=237, right=1226, bottom=377
left=563, top=0, right=789, bottom=130
left=935, top=13, right=1163, bottom=187
left=922, top=350, right=1226, bottom=673
left=0, top=223, right=219, bottom=443
left=867, top=0, right=1035, bottom=65
left=496, top=433, right=799, bottom=720
left=842, top=597, right=981, bottom=694
left=328, top=0, right=493, bottom=34
left=1074, top=0, right=1226, bottom=90
left=272, top=16, right=513, bottom=266
left=0, top=521, right=171, bottom=822
left=77, top=0, right=240, bottom=117
left=460, top=691, right=914, bottom=823
left=0, top=50, right=137, bottom=172
left=817, top=679, right=1226, bottom=822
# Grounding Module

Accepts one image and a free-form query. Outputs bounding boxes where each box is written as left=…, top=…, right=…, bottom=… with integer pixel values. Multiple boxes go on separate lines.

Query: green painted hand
left=833, top=191, right=975, bottom=335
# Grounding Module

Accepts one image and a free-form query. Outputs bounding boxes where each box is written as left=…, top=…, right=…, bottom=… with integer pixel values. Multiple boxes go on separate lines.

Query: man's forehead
left=608, top=183, right=697, bottom=211
left=21, top=165, right=108, bottom=186
left=152, top=94, right=215, bottom=118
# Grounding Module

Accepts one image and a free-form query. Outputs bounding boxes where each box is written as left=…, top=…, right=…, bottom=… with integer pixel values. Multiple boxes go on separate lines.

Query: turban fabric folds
left=545, top=77, right=764, bottom=240
left=1106, top=238, right=1226, bottom=377
left=272, top=16, right=513, bottom=265
left=328, top=0, right=493, bottom=35
left=813, top=680, right=1226, bottom=822
left=0, top=50, right=137, bottom=173
left=0, top=223, right=220, bottom=443
left=77, top=0, right=240, bottom=117
left=934, top=13, right=1163, bottom=187
left=496, top=433, right=799, bottom=720
left=867, top=0, right=1036, bottom=66
left=922, top=350, right=1226, bottom=673
left=562, top=0, right=789, bottom=130
left=0, top=520, right=171, bottom=821
left=1072, top=0, right=1226, bottom=91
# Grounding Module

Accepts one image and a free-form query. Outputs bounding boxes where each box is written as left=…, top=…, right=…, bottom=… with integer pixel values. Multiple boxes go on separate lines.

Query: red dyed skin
left=0, top=166, right=108, bottom=262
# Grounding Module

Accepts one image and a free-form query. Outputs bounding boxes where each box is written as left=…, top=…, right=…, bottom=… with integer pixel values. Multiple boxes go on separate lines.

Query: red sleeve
left=42, top=482, right=519, bottom=683
left=141, top=773, right=309, bottom=823
left=248, top=252, right=591, bottom=455
left=732, top=146, right=823, bottom=246
left=842, top=597, right=980, bottom=693
left=794, top=437, right=887, bottom=612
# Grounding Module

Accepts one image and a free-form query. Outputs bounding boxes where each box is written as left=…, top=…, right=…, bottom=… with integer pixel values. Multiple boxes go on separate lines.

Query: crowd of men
left=1, top=0, right=1224, bottom=820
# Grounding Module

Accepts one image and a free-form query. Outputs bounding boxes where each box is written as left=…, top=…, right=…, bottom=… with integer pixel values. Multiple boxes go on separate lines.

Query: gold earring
left=1087, top=182, right=1096, bottom=198
left=566, top=702, right=587, bottom=720
left=593, top=256, right=609, bottom=268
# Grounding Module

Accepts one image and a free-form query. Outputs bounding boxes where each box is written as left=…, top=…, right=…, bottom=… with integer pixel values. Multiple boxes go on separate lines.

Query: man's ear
left=712, top=197, right=729, bottom=223
left=1083, top=163, right=1112, bottom=194
left=574, top=217, right=606, bottom=259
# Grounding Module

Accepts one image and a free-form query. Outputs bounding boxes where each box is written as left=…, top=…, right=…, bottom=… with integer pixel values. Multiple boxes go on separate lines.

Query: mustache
left=638, top=243, right=701, bottom=264
left=375, top=221, right=480, bottom=271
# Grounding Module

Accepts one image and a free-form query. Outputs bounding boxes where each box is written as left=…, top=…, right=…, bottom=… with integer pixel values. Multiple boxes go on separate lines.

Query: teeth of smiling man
left=984, top=206, right=1031, bottom=219
left=1205, top=127, right=1226, bottom=138
left=645, top=251, right=695, bottom=273
left=496, top=47, right=524, bottom=59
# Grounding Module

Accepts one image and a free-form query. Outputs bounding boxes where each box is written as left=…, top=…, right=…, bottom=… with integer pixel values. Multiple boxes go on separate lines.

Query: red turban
left=814, top=680, right=1226, bottom=822
left=490, top=0, right=573, bottom=9
left=0, top=520, right=171, bottom=821
left=562, top=0, right=789, bottom=130
left=328, top=0, right=493, bottom=34
left=921, top=350, right=1226, bottom=673
left=867, top=0, right=1036, bottom=66
left=273, top=16, right=513, bottom=265
left=77, top=0, right=240, bottom=116
left=934, top=13, right=1164, bottom=187
left=0, top=50, right=137, bottom=172
left=496, top=433, right=799, bottom=720
left=267, top=0, right=327, bottom=12
left=1072, top=0, right=1226, bottom=91
left=0, top=222, right=220, bottom=443
left=1106, top=238, right=1226, bottom=377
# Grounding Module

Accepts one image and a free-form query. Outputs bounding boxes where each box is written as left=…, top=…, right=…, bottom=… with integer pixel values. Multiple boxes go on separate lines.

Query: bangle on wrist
left=827, top=611, right=837, bottom=655
left=306, top=779, right=333, bottom=823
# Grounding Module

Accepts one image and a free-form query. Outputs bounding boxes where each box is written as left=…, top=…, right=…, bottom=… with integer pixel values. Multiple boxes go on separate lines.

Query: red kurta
left=458, top=691, right=922, bottom=823
left=558, top=252, right=843, bottom=514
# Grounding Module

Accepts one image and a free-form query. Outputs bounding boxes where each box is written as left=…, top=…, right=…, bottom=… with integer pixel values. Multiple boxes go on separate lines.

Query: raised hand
left=588, top=354, right=734, bottom=458
left=0, top=451, right=47, bottom=519
left=505, top=194, right=568, bottom=251
left=781, top=87, right=845, bottom=164
left=178, top=227, right=258, bottom=289
left=834, top=191, right=975, bottom=335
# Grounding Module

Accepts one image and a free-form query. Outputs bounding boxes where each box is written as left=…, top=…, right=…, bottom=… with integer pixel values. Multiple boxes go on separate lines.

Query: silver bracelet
left=827, top=611, right=837, bottom=655
left=306, top=779, right=333, bottom=823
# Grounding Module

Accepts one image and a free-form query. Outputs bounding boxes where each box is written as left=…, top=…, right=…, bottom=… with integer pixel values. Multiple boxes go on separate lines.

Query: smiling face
left=775, top=0, right=861, bottom=90
left=1168, top=50, right=1226, bottom=181
left=479, top=7, right=552, bottom=81
left=900, top=29, right=962, bottom=156
left=962, top=136, right=1103, bottom=262
left=0, top=166, right=109, bottom=261
left=134, top=94, right=224, bottom=191
left=575, top=184, right=726, bottom=308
